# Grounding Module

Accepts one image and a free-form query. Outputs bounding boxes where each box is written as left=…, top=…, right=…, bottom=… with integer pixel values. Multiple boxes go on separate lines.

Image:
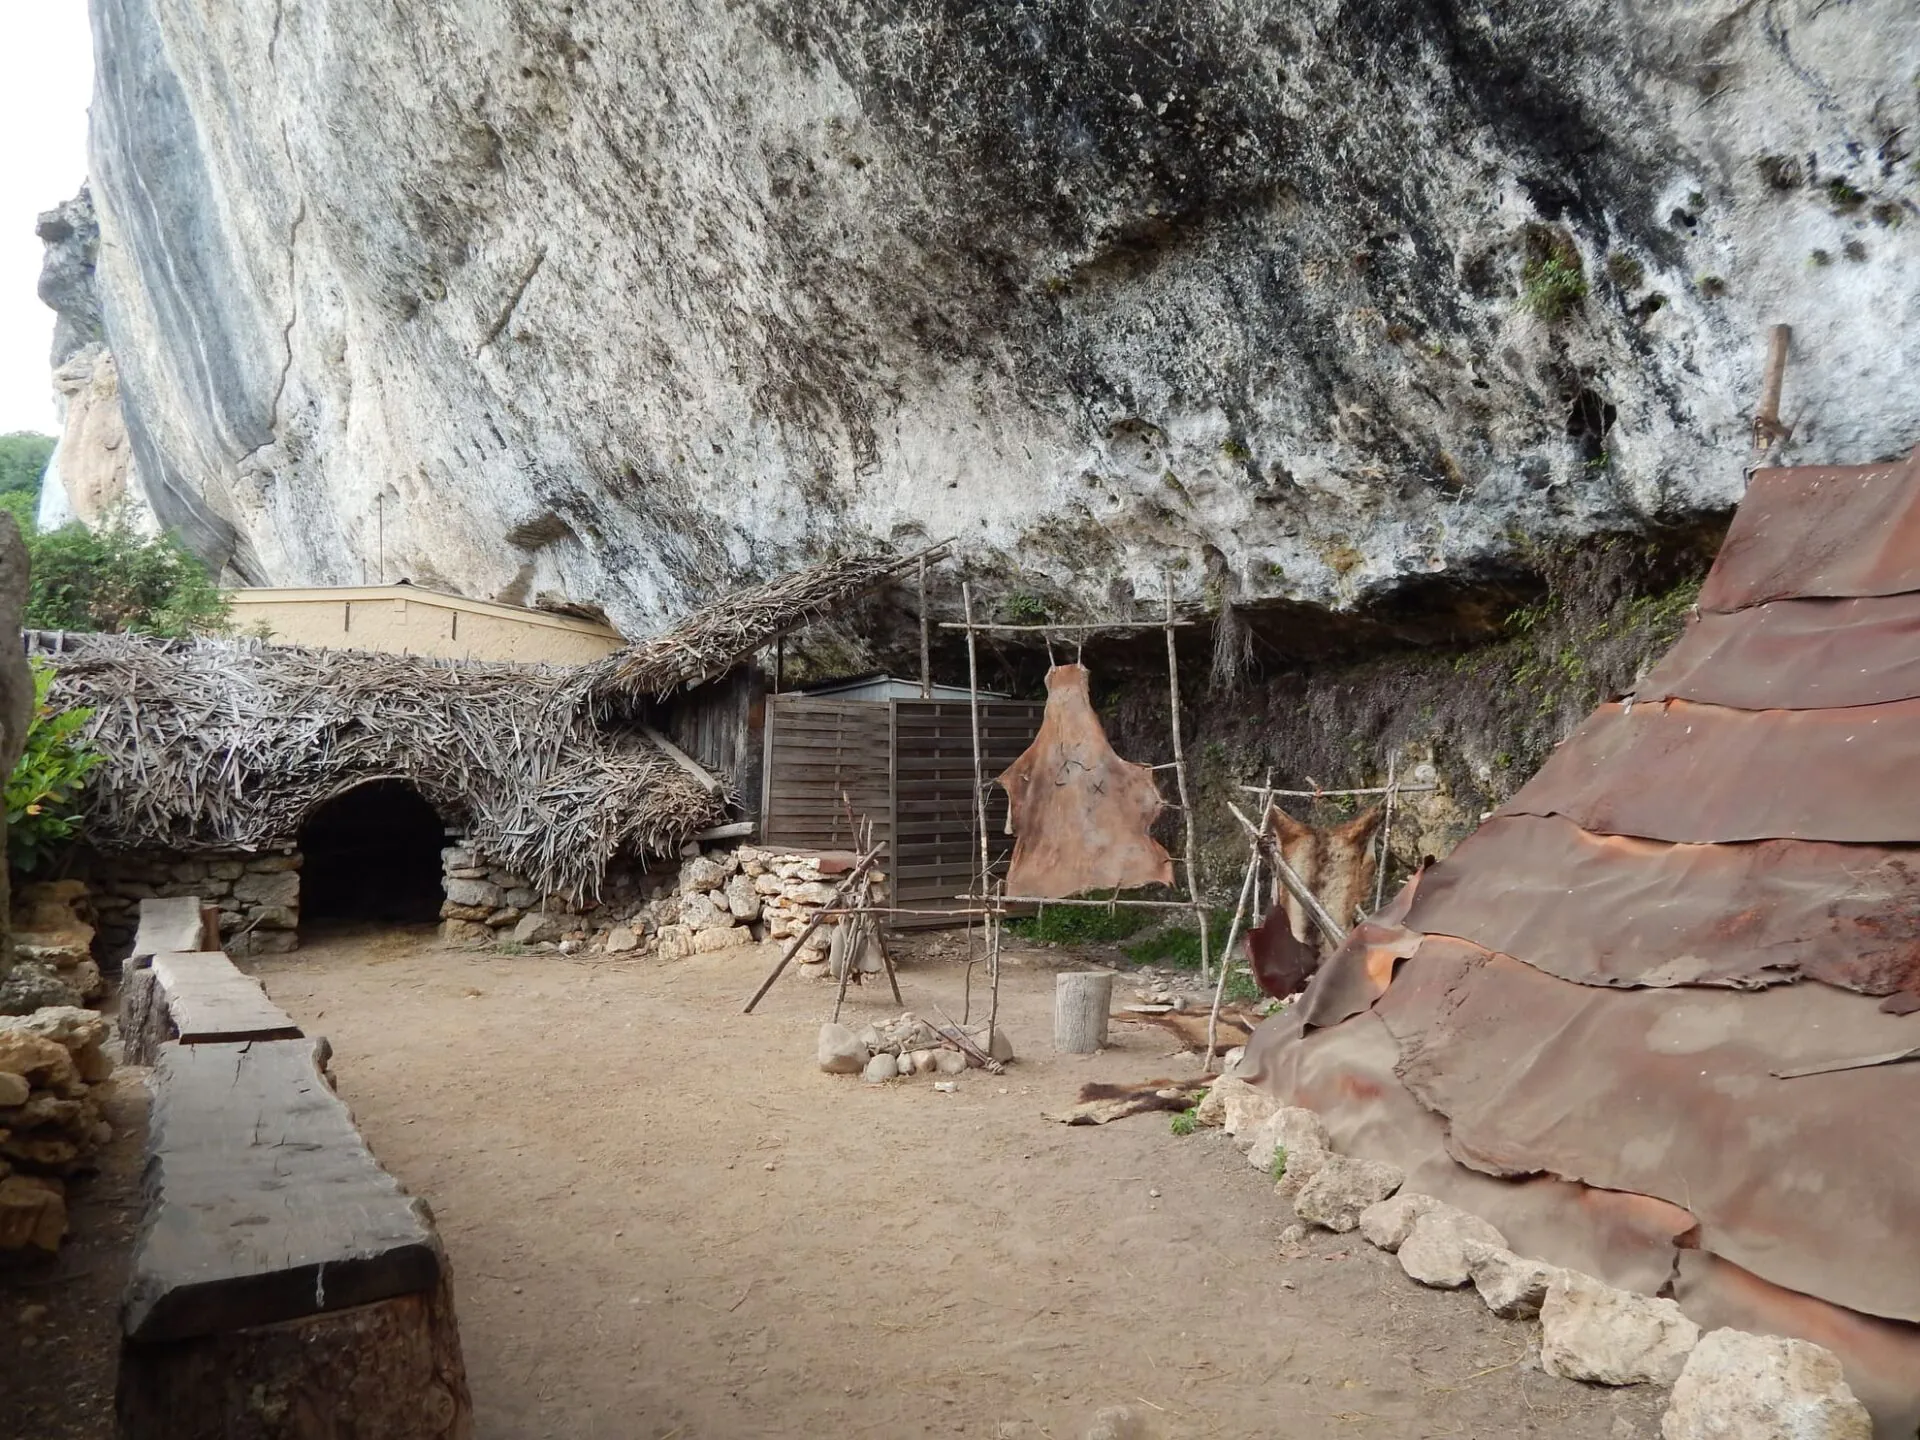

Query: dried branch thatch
left=567, top=549, right=936, bottom=709
left=33, top=632, right=728, bottom=899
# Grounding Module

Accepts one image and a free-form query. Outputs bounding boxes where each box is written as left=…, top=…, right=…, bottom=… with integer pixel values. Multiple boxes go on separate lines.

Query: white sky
left=0, top=4, right=93, bottom=436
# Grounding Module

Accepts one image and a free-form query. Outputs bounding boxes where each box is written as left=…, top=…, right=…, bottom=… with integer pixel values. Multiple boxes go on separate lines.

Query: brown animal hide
left=997, top=665, right=1173, bottom=898
left=1246, top=908, right=1320, bottom=1001
left=1267, top=804, right=1383, bottom=951
left=1126, top=1008, right=1260, bottom=1052
left=1045, top=1079, right=1210, bottom=1125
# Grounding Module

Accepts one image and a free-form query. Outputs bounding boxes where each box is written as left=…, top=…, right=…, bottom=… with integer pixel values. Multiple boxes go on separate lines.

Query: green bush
left=6, top=659, right=103, bottom=873
left=1522, top=256, right=1588, bottom=322
left=1122, top=908, right=1237, bottom=968
left=24, top=508, right=229, bottom=637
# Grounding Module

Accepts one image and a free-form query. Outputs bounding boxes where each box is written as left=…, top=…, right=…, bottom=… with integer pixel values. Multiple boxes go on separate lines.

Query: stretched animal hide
left=1246, top=908, right=1319, bottom=1001
left=1127, top=1007, right=1261, bottom=1052
left=998, top=665, right=1174, bottom=898
left=1046, top=1079, right=1209, bottom=1125
left=1268, top=804, right=1383, bottom=953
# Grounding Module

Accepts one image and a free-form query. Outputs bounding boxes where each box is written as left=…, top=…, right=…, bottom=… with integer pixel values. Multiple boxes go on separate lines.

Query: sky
left=0, top=4, right=93, bottom=437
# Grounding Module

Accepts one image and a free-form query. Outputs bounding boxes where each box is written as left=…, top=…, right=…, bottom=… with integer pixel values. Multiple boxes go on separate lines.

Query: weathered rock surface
left=67, top=0, right=1920, bottom=623
left=1246, top=1105, right=1329, bottom=1179
left=817, top=1022, right=868, bottom=1074
left=1468, top=1247, right=1561, bottom=1320
left=1397, top=1206, right=1508, bottom=1288
left=1540, top=1270, right=1701, bottom=1386
left=1292, top=1154, right=1404, bottom=1233
left=862, top=1052, right=899, bottom=1083
left=1661, top=1329, right=1872, bottom=1440
left=1359, top=1192, right=1442, bottom=1253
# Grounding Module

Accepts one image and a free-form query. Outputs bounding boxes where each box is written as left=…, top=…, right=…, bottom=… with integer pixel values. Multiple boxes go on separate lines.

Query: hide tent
left=1244, top=449, right=1920, bottom=1436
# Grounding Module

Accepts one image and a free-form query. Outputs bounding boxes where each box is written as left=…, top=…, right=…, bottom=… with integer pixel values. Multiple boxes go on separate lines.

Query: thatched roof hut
left=35, top=632, right=728, bottom=899
left=567, top=548, right=938, bottom=710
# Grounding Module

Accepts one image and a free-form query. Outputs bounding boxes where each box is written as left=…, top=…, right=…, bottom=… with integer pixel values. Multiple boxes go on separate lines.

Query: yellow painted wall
left=226, top=585, right=626, bottom=665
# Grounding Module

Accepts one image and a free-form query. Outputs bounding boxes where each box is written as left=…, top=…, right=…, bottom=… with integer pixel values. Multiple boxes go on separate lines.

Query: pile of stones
left=1201, top=1076, right=1876, bottom=1440
left=2, top=881, right=105, bottom=1014
left=0, top=1006, right=114, bottom=1254
left=817, top=1012, right=1015, bottom=1082
left=437, top=840, right=886, bottom=962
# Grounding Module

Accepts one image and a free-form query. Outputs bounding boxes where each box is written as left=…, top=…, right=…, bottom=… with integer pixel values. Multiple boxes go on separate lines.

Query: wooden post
left=962, top=582, right=994, bottom=912
left=918, top=556, right=932, bottom=700
left=1165, top=574, right=1208, bottom=982
left=1203, top=845, right=1264, bottom=1073
left=1374, top=756, right=1396, bottom=913
left=1753, top=324, right=1793, bottom=450
left=741, top=842, right=883, bottom=1013
left=986, top=883, right=1003, bottom=1050
left=1054, top=971, right=1115, bottom=1053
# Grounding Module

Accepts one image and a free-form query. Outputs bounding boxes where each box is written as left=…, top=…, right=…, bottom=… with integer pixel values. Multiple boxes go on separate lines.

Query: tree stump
left=1054, top=971, right=1115, bottom=1053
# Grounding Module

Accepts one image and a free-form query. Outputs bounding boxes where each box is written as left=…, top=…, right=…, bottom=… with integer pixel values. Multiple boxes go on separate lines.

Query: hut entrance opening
left=298, top=780, right=447, bottom=928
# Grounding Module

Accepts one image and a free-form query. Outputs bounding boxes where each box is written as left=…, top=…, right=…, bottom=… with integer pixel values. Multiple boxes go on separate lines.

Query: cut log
left=124, top=1038, right=441, bottom=1343
left=118, top=1261, right=472, bottom=1440
left=1055, top=970, right=1115, bottom=1053
left=119, top=967, right=169, bottom=1067
left=130, top=896, right=217, bottom=966
left=150, top=951, right=302, bottom=1046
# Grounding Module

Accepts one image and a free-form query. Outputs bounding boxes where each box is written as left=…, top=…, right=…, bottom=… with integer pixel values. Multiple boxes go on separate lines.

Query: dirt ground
left=239, top=926, right=1666, bottom=1440
left=0, top=1051, right=147, bottom=1440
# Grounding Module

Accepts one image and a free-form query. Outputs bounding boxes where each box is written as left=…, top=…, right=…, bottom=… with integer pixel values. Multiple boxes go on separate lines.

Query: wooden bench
left=121, top=893, right=302, bottom=1065
left=117, top=1038, right=471, bottom=1438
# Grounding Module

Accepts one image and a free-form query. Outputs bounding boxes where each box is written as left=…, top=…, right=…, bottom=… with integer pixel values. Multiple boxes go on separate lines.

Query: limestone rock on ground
left=1661, top=1329, right=1872, bottom=1440
left=863, top=1052, right=899, bottom=1083
left=1467, top=1247, right=1562, bottom=1320
left=817, top=1023, right=868, bottom=1074
left=1540, top=1270, right=1701, bottom=1385
left=0, top=1174, right=66, bottom=1252
left=512, top=912, right=569, bottom=946
left=1198, top=1074, right=1282, bottom=1136
left=1246, top=1105, right=1329, bottom=1178
left=603, top=925, right=639, bottom=953
left=1083, top=1405, right=1151, bottom=1440
left=1359, top=1192, right=1442, bottom=1252
left=1292, top=1154, right=1404, bottom=1232
left=692, top=925, right=752, bottom=953
left=1397, top=1205, right=1508, bottom=1288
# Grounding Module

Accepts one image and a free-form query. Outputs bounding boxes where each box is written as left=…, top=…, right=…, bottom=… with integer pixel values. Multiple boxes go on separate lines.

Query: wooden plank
left=132, top=896, right=216, bottom=966
left=125, top=1039, right=442, bottom=1344
left=150, top=952, right=303, bottom=1046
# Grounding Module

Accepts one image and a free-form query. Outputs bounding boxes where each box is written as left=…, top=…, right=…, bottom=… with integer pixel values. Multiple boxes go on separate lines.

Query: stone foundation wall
left=78, top=849, right=302, bottom=961
left=435, top=840, right=886, bottom=961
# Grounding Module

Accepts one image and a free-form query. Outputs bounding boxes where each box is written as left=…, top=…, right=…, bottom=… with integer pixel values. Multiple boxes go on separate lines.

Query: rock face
left=69, top=0, right=1920, bottom=620
left=1662, top=1330, right=1872, bottom=1440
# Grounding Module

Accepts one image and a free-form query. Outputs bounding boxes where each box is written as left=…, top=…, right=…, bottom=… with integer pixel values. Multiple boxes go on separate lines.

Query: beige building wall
left=226, top=585, right=626, bottom=665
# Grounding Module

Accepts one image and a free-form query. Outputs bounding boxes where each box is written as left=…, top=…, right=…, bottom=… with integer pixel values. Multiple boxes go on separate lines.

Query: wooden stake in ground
left=962, top=581, right=990, bottom=900
left=741, top=842, right=884, bottom=1013
left=918, top=556, right=932, bottom=700
left=1203, top=844, right=1265, bottom=1072
left=1164, top=574, right=1209, bottom=983
left=1054, top=970, right=1115, bottom=1053
left=1374, top=756, right=1397, bottom=913
left=1753, top=323, right=1793, bottom=451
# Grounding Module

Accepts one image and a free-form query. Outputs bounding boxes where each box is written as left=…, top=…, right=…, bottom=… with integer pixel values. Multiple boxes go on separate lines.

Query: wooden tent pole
left=963, top=583, right=990, bottom=898
left=1373, top=756, right=1396, bottom=913
left=1165, top=574, right=1209, bottom=983
left=1203, top=844, right=1264, bottom=1073
left=918, top=556, right=932, bottom=700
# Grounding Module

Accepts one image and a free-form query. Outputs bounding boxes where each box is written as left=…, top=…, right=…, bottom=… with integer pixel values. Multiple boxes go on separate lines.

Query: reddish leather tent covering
left=996, top=665, right=1173, bottom=898
left=1247, top=448, right=1920, bottom=1437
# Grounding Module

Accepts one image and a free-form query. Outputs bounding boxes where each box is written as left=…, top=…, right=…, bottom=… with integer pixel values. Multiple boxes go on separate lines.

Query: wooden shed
left=758, top=693, right=1043, bottom=924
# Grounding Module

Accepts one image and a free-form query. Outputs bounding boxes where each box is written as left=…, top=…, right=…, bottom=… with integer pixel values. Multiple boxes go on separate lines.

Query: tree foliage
left=0, top=433, right=54, bottom=499
left=22, top=509, right=230, bottom=638
left=6, top=659, right=103, bottom=873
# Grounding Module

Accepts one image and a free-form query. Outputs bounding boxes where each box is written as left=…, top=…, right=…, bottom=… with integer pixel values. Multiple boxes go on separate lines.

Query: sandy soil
left=248, top=926, right=1665, bottom=1440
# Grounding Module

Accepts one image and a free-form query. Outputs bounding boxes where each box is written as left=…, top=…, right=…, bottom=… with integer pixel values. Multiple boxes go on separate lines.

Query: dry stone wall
left=435, top=839, right=886, bottom=962
left=0, top=1006, right=115, bottom=1255
left=79, top=850, right=301, bottom=960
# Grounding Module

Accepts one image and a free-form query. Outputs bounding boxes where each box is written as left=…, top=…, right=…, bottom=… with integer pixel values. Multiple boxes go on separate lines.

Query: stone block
left=1359, top=1192, right=1442, bottom=1252
left=679, top=854, right=729, bottom=893
left=248, top=905, right=298, bottom=930
left=1398, top=1206, right=1507, bottom=1288
left=439, top=919, right=491, bottom=946
left=207, top=860, right=245, bottom=880
left=442, top=877, right=500, bottom=909
left=0, top=1175, right=66, bottom=1252
left=724, top=873, right=761, bottom=920
left=484, top=907, right=523, bottom=928
left=1661, top=1329, right=1871, bottom=1440
left=234, top=871, right=300, bottom=907
left=440, top=902, right=493, bottom=923
left=511, top=912, right=568, bottom=945
left=1468, top=1247, right=1561, bottom=1319
left=693, top=924, right=752, bottom=953
left=251, top=931, right=299, bottom=955
left=248, top=854, right=303, bottom=872
left=1293, top=1155, right=1404, bottom=1232
left=1540, top=1271, right=1700, bottom=1386
left=654, top=924, right=695, bottom=960
left=818, top=1022, right=868, bottom=1073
